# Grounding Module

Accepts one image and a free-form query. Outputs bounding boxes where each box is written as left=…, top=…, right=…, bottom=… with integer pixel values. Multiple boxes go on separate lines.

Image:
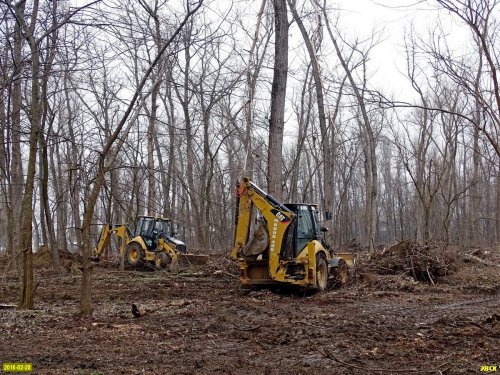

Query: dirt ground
left=0, top=246, right=499, bottom=375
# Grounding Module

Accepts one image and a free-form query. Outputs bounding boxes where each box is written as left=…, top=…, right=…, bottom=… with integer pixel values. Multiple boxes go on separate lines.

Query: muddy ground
left=0, top=246, right=499, bottom=375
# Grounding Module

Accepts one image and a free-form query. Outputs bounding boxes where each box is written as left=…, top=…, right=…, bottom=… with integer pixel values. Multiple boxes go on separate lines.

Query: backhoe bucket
left=334, top=252, right=356, bottom=267
left=169, top=253, right=209, bottom=273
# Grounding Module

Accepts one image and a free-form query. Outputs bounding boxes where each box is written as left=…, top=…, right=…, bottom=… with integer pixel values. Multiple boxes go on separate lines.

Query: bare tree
left=285, top=64, right=313, bottom=202
left=288, top=0, right=335, bottom=228
left=79, top=0, right=203, bottom=315
left=137, top=0, right=164, bottom=216
left=435, top=0, right=500, bottom=242
left=0, top=2, right=24, bottom=269
left=267, top=0, right=289, bottom=200
left=243, top=0, right=268, bottom=177
left=6, top=0, right=98, bottom=308
left=316, top=0, right=379, bottom=252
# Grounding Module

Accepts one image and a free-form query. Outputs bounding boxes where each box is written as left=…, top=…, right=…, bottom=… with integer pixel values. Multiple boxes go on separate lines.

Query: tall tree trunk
left=40, top=130, right=62, bottom=271
left=319, top=1, right=377, bottom=252
left=10, top=0, right=25, bottom=270
left=173, top=23, right=206, bottom=247
left=39, top=0, right=61, bottom=270
left=51, top=138, right=68, bottom=252
left=18, top=50, right=39, bottom=309
left=267, top=0, right=288, bottom=200
left=15, top=0, right=45, bottom=309
left=63, top=69, right=82, bottom=250
left=470, top=41, right=483, bottom=243
left=288, top=0, right=333, bottom=228
left=147, top=80, right=159, bottom=216
left=288, top=68, right=313, bottom=202
left=244, top=0, right=267, bottom=176
left=159, top=69, right=177, bottom=217
left=144, top=1, right=163, bottom=217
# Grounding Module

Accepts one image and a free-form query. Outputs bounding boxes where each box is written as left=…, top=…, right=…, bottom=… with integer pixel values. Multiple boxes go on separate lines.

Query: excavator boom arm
left=231, top=177, right=295, bottom=279
left=92, top=224, right=131, bottom=260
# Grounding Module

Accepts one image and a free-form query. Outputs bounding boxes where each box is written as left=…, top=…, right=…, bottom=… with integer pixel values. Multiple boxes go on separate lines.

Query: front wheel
left=316, top=253, right=328, bottom=291
left=126, top=242, right=145, bottom=267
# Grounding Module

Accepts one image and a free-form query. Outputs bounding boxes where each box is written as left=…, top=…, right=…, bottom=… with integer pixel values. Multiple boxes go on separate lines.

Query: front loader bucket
left=170, top=253, right=209, bottom=273
left=334, top=252, right=356, bottom=267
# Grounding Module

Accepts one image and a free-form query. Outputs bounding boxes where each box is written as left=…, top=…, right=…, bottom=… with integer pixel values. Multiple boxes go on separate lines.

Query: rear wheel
left=126, top=242, right=145, bottom=267
left=316, top=253, right=328, bottom=291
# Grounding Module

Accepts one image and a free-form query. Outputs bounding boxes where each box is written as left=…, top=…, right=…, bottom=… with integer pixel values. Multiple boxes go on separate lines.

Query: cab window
left=295, top=205, right=315, bottom=253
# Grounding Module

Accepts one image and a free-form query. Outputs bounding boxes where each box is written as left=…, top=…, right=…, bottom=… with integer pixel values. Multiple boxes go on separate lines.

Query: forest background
left=0, top=0, right=499, bottom=312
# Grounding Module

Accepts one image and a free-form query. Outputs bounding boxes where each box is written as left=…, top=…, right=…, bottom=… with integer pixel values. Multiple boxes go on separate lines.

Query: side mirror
left=320, top=227, right=329, bottom=233
left=324, top=211, right=332, bottom=221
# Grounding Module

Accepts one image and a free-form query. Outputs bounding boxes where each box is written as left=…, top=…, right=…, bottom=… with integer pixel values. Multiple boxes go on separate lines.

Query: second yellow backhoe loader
left=230, top=177, right=354, bottom=291
left=92, top=215, right=208, bottom=271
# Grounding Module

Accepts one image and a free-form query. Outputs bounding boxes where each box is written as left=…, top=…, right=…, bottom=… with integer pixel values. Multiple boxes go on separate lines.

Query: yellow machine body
left=92, top=216, right=208, bottom=271
left=231, top=177, right=353, bottom=290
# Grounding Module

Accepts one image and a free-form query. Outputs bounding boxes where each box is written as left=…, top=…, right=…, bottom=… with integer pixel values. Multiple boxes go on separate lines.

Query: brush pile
left=367, top=241, right=456, bottom=283
left=33, top=245, right=82, bottom=273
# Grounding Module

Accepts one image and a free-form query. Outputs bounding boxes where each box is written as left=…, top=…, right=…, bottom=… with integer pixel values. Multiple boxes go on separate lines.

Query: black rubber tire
left=316, top=253, right=329, bottom=291
left=126, top=242, right=145, bottom=267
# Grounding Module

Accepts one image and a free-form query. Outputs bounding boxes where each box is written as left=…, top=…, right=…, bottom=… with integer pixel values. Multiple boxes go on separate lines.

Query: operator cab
left=154, top=218, right=174, bottom=238
left=134, top=216, right=176, bottom=250
left=284, top=204, right=322, bottom=258
left=154, top=218, right=187, bottom=253
left=134, top=216, right=156, bottom=249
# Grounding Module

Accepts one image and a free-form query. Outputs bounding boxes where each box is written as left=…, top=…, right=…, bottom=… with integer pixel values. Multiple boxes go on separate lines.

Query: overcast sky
left=334, top=0, right=470, bottom=97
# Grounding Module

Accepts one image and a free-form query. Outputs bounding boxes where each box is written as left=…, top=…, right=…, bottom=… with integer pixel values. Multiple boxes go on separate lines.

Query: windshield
left=136, top=217, right=155, bottom=237
left=155, top=219, right=172, bottom=237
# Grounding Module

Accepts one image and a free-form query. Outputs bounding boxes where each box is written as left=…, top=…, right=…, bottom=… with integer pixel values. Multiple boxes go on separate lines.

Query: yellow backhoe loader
left=92, top=215, right=208, bottom=271
left=230, top=177, right=354, bottom=291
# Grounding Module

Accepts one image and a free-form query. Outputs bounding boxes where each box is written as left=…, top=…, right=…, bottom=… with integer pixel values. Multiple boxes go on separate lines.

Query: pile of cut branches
left=367, top=241, right=456, bottom=283
left=33, top=245, right=82, bottom=272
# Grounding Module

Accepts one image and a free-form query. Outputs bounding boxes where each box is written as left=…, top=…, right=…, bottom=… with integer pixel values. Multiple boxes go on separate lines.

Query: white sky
left=334, top=0, right=471, bottom=98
